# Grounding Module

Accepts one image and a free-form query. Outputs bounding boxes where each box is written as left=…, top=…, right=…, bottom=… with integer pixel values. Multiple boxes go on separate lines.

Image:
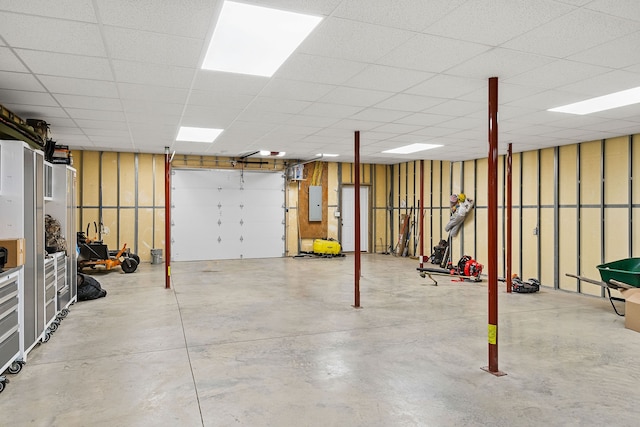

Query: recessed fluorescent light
left=260, top=150, right=286, bottom=157
left=382, top=143, right=442, bottom=154
left=176, top=126, right=223, bottom=143
left=317, top=153, right=339, bottom=157
left=202, top=1, right=322, bottom=77
left=548, top=86, right=640, bottom=115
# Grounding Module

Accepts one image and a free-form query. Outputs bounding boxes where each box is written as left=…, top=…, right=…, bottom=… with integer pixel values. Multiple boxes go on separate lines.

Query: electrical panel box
left=309, top=186, right=322, bottom=221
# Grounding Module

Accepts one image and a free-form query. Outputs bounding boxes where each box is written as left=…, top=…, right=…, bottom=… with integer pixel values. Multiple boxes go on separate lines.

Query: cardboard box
left=621, top=288, right=640, bottom=333
left=0, top=238, right=25, bottom=268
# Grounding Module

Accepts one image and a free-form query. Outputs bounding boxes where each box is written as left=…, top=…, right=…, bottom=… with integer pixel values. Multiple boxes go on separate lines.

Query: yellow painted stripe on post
left=168, top=266, right=171, bottom=276
left=488, top=324, right=497, bottom=345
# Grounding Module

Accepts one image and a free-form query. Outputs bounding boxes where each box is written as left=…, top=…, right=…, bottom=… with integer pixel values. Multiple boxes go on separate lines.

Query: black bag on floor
left=77, top=273, right=107, bottom=301
left=429, top=239, right=449, bottom=265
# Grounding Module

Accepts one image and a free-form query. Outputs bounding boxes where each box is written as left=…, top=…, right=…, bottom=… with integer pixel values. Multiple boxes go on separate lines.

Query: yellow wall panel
left=511, top=153, right=521, bottom=207
left=119, top=153, right=136, bottom=207
left=511, top=206, right=522, bottom=276
left=154, top=208, right=165, bottom=250
left=138, top=154, right=155, bottom=207
left=155, top=155, right=165, bottom=207
left=452, top=161, right=462, bottom=194
left=558, top=208, right=578, bottom=291
left=81, top=152, right=100, bottom=207
left=579, top=207, right=602, bottom=296
left=604, top=208, right=629, bottom=262
left=539, top=208, right=554, bottom=286
left=100, top=208, right=118, bottom=249
left=432, top=161, right=442, bottom=208
left=101, top=152, right=118, bottom=206
left=80, top=208, right=99, bottom=238
left=475, top=158, right=487, bottom=207
left=559, top=145, right=577, bottom=205
left=474, top=208, right=488, bottom=268
left=540, top=148, right=554, bottom=206
left=137, top=208, right=154, bottom=261
left=119, top=209, right=135, bottom=249
left=463, top=160, right=475, bottom=200
left=521, top=151, right=538, bottom=206
left=441, top=161, right=451, bottom=206
left=580, top=141, right=601, bottom=205
left=604, top=136, right=629, bottom=205
left=521, top=208, right=538, bottom=280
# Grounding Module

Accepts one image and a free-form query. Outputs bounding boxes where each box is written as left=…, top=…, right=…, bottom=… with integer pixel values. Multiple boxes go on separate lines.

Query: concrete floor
left=2, top=254, right=640, bottom=426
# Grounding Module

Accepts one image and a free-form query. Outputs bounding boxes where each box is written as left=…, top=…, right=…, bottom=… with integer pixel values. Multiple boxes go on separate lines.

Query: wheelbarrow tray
left=596, top=258, right=640, bottom=288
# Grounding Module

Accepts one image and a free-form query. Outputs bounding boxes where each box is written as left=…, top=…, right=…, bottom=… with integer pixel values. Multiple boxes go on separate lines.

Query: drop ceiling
left=1, top=0, right=640, bottom=164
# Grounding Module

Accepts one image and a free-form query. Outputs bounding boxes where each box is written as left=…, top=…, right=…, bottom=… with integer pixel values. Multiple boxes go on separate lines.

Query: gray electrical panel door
left=309, top=186, right=322, bottom=221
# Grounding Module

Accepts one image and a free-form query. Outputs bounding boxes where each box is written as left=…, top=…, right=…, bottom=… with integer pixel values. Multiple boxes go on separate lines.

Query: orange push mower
left=76, top=223, right=138, bottom=273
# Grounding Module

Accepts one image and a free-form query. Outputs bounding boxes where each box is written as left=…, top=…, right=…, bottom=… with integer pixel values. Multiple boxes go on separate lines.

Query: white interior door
left=341, top=186, right=369, bottom=252
left=172, top=169, right=284, bottom=261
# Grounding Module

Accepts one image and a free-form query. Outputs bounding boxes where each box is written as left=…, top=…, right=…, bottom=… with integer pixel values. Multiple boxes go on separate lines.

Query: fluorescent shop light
left=317, top=153, right=339, bottom=157
left=382, top=143, right=442, bottom=154
left=176, top=126, right=223, bottom=143
left=202, top=1, right=322, bottom=77
left=548, top=86, right=640, bottom=115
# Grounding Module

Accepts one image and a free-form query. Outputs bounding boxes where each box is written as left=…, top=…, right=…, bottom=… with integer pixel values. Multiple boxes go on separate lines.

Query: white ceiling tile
left=424, top=0, right=573, bottom=46
left=349, top=108, right=410, bottom=123
left=15, top=49, right=113, bottom=80
left=103, top=26, right=203, bottom=67
left=394, top=113, right=452, bottom=127
left=118, top=83, right=189, bottom=103
left=345, top=65, right=432, bottom=92
left=410, top=126, right=460, bottom=137
left=260, top=79, right=336, bottom=101
left=333, top=0, right=466, bottom=32
left=83, top=128, right=130, bottom=137
left=0, top=47, right=28, bottom=72
left=125, top=112, right=180, bottom=126
left=0, top=88, right=57, bottom=106
left=285, top=114, right=339, bottom=128
left=377, top=34, right=491, bottom=73
left=187, top=90, right=255, bottom=109
left=504, top=59, right=612, bottom=90
left=299, top=17, right=413, bottom=62
left=95, top=0, right=216, bottom=38
left=568, top=32, right=640, bottom=69
left=447, top=48, right=556, bottom=80
left=301, top=102, right=362, bottom=118
left=235, top=110, right=292, bottom=125
left=438, top=116, right=485, bottom=130
left=373, top=93, right=445, bottom=112
left=370, top=123, right=424, bottom=134
left=0, top=12, right=105, bottom=56
left=2, top=104, right=68, bottom=119
left=39, top=75, right=118, bottom=98
left=503, top=8, right=639, bottom=58
left=458, top=83, right=545, bottom=104
left=74, top=119, right=128, bottom=130
left=121, top=99, right=184, bottom=115
left=244, top=0, right=343, bottom=16
left=53, top=94, right=122, bottom=111
left=41, top=117, right=77, bottom=128
left=0, top=0, right=96, bottom=21
left=65, top=108, right=125, bottom=121
left=89, top=135, right=132, bottom=144
left=559, top=70, right=640, bottom=97
left=276, top=53, right=368, bottom=85
left=52, top=126, right=84, bottom=135
left=319, top=86, right=393, bottom=107
left=406, top=75, right=486, bottom=99
left=424, top=99, right=487, bottom=117
left=332, top=119, right=387, bottom=131
left=507, top=89, right=592, bottom=110
left=112, top=60, right=195, bottom=88
left=0, top=71, right=44, bottom=91
left=193, top=70, right=268, bottom=94
left=586, top=0, right=640, bottom=22
left=247, top=97, right=311, bottom=114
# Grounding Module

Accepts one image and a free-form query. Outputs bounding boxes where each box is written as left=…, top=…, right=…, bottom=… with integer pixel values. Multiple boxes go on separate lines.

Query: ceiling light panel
left=176, top=126, right=223, bottom=142
left=382, top=143, right=442, bottom=154
left=202, top=1, right=323, bottom=77
left=548, top=86, right=640, bottom=115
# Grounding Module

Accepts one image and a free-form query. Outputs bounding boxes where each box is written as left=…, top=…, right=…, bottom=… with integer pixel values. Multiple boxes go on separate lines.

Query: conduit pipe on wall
left=165, top=146, right=172, bottom=290
left=420, top=160, right=425, bottom=269
left=354, top=131, right=361, bottom=308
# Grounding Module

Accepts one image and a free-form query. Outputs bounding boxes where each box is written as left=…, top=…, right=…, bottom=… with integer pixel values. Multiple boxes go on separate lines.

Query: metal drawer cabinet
left=0, top=269, right=21, bottom=393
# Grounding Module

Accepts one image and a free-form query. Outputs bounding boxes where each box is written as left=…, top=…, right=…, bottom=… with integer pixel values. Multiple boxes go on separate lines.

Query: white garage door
left=172, top=169, right=284, bottom=261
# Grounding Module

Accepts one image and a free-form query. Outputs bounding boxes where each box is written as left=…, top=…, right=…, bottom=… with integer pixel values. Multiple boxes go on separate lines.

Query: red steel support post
left=506, top=143, right=513, bottom=293
left=164, top=147, right=171, bottom=289
left=483, top=77, right=504, bottom=376
left=354, top=131, right=361, bottom=308
left=420, top=159, right=425, bottom=269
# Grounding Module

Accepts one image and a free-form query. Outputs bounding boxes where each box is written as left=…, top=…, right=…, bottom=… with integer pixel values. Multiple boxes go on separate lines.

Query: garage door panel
left=172, top=169, right=284, bottom=261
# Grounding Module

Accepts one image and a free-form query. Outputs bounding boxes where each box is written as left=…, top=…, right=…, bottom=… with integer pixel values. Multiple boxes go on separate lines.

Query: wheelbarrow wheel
left=127, top=253, right=140, bottom=265
left=121, top=258, right=138, bottom=273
